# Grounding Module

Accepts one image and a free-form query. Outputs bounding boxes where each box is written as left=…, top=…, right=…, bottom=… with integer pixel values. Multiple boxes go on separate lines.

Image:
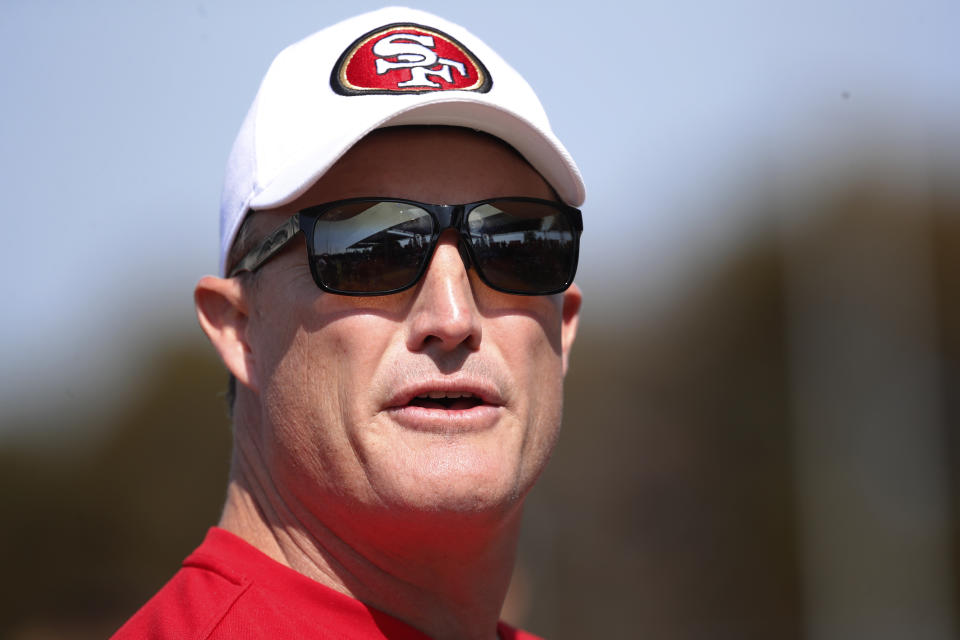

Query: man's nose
left=405, top=229, right=482, bottom=352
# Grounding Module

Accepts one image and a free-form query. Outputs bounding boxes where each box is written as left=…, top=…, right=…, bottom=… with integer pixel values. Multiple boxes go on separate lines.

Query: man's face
left=236, top=127, right=581, bottom=533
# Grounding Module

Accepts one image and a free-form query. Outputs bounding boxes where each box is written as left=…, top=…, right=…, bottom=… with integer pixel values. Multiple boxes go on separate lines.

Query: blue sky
left=1, top=0, right=958, bottom=424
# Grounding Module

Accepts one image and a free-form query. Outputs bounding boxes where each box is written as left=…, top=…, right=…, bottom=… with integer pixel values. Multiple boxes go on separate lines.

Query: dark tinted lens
left=466, top=200, right=577, bottom=294
left=311, top=202, right=435, bottom=293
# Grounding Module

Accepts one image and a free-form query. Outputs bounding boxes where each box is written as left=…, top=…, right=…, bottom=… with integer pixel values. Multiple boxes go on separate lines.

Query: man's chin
left=368, top=460, right=531, bottom=521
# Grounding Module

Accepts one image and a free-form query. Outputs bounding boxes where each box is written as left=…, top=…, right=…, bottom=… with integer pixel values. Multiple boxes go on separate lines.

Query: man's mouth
left=385, top=383, right=503, bottom=432
left=407, top=391, right=485, bottom=411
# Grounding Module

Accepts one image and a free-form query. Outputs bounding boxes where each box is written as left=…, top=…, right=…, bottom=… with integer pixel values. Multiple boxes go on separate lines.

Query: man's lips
left=384, top=381, right=504, bottom=431
left=408, top=392, right=484, bottom=411
left=386, top=381, right=503, bottom=410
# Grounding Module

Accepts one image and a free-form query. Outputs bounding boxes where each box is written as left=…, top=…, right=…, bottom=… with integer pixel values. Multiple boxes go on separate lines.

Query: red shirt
left=112, top=527, right=542, bottom=640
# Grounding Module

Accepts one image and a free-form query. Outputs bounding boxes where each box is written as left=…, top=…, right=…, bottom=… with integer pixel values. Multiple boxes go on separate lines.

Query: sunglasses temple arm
left=228, top=214, right=302, bottom=277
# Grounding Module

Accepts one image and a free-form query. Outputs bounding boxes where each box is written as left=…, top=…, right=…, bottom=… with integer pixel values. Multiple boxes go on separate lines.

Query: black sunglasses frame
left=228, top=197, right=583, bottom=297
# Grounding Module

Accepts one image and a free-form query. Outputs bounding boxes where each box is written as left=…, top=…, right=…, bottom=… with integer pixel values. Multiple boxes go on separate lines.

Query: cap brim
left=248, top=96, right=585, bottom=212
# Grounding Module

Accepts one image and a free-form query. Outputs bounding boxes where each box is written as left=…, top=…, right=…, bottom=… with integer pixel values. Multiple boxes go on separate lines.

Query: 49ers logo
left=331, top=23, right=492, bottom=95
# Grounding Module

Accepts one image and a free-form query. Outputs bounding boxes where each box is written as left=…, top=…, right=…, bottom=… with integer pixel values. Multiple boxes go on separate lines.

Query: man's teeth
left=416, top=391, right=475, bottom=399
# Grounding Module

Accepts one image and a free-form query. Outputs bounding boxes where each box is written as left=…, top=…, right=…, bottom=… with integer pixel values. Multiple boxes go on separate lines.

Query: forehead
left=263, top=126, right=556, bottom=215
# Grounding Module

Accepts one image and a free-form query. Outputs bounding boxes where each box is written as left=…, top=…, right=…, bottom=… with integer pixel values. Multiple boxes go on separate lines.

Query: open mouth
left=386, top=385, right=502, bottom=432
left=407, top=391, right=485, bottom=411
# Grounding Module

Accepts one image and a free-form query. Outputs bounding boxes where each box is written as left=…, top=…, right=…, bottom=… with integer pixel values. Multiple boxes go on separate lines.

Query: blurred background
left=2, top=1, right=959, bottom=638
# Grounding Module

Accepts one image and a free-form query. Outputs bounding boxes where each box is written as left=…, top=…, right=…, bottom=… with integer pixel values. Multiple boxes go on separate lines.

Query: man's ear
left=560, top=283, right=582, bottom=376
left=195, top=276, right=258, bottom=392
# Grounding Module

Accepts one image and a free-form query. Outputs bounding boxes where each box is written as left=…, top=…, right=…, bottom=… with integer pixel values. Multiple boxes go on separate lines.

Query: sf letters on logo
left=372, top=33, right=468, bottom=88
left=332, top=23, right=490, bottom=95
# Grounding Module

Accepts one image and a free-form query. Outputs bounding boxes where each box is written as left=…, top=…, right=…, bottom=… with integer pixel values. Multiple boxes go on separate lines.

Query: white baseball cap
left=219, top=6, right=586, bottom=275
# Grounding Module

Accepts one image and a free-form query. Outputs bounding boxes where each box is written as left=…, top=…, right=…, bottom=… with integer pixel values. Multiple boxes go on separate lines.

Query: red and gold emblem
left=331, top=23, right=492, bottom=95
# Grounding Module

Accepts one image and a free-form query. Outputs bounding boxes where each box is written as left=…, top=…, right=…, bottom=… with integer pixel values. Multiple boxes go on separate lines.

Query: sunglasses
left=229, top=197, right=583, bottom=296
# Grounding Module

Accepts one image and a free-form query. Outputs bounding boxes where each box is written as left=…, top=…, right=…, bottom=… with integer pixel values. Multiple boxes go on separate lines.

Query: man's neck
left=219, top=469, right=522, bottom=640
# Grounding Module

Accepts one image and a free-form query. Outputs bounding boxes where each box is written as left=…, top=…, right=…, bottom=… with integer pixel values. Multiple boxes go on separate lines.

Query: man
left=113, top=7, right=583, bottom=639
